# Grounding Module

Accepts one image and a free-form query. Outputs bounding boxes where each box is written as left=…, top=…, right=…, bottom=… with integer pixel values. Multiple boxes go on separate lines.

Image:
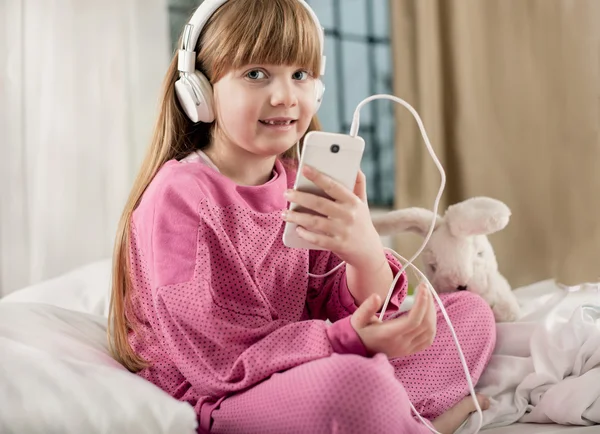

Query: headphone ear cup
left=190, top=72, right=215, bottom=123
left=314, top=79, right=325, bottom=113
left=174, top=71, right=215, bottom=123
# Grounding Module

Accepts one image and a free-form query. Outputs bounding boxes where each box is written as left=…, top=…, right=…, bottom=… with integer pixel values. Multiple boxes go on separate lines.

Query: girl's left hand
left=282, top=165, right=386, bottom=272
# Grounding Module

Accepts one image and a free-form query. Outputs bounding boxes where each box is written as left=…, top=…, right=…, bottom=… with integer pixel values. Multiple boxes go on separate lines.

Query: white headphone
left=174, top=0, right=327, bottom=123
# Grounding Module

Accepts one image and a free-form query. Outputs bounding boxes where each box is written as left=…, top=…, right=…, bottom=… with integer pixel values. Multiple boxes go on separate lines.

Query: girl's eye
left=292, top=70, right=309, bottom=80
left=246, top=70, right=266, bottom=80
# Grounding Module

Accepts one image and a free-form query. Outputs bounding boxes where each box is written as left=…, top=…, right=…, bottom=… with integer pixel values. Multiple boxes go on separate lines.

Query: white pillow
left=1, top=259, right=112, bottom=317
left=0, top=302, right=198, bottom=434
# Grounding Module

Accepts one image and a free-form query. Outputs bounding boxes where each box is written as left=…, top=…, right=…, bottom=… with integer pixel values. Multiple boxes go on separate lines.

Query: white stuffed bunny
left=372, top=197, right=520, bottom=322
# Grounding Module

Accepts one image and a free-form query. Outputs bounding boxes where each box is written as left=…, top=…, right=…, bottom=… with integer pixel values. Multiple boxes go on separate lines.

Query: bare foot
left=431, top=393, right=490, bottom=434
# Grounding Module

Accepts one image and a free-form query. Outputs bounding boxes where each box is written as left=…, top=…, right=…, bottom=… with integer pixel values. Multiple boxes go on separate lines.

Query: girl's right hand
left=351, top=283, right=437, bottom=359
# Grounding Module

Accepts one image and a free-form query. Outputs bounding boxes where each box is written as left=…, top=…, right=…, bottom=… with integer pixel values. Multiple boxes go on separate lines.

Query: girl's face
left=212, top=64, right=317, bottom=157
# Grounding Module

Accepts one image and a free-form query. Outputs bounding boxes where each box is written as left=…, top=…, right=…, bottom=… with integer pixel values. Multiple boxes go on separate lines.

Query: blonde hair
left=108, top=0, right=323, bottom=372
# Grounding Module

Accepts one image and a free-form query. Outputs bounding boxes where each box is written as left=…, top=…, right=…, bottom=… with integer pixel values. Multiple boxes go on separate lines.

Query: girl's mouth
left=259, top=119, right=297, bottom=131
left=259, top=119, right=296, bottom=126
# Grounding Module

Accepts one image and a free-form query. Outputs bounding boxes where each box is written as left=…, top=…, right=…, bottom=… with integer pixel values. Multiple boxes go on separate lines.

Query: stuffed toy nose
left=457, top=285, right=468, bottom=291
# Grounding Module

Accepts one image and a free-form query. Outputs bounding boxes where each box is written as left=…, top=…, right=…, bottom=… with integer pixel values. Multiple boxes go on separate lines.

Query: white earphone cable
left=301, top=94, right=484, bottom=434
left=350, top=95, right=444, bottom=322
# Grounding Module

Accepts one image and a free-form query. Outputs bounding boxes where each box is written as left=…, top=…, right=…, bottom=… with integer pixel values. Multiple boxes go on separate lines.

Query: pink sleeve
left=134, top=168, right=367, bottom=404
left=154, top=284, right=367, bottom=401
left=306, top=250, right=409, bottom=322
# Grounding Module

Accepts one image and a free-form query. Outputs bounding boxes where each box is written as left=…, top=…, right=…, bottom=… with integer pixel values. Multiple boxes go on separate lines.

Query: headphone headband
left=177, top=0, right=326, bottom=76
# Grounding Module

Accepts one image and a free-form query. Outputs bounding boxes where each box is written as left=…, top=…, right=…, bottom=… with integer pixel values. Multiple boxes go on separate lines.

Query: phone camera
left=330, top=144, right=340, bottom=153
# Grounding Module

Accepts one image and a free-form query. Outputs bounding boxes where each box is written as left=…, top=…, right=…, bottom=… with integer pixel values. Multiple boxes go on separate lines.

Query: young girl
left=108, top=1, right=496, bottom=433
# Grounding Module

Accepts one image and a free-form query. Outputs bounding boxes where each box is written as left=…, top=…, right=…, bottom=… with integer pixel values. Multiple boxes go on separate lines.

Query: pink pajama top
left=126, top=153, right=407, bottom=431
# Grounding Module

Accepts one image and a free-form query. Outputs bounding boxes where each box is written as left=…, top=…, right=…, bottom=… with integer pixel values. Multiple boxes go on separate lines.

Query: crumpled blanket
left=459, top=281, right=600, bottom=433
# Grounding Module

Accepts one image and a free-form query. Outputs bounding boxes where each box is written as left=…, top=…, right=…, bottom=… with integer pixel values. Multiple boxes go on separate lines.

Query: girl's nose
left=271, top=81, right=298, bottom=108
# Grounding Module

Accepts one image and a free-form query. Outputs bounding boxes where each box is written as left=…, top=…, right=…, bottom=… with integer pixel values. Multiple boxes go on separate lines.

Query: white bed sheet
left=484, top=423, right=599, bottom=434
left=462, top=280, right=600, bottom=434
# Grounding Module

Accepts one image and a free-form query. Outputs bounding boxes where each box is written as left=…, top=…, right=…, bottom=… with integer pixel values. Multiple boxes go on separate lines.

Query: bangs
left=201, top=0, right=322, bottom=80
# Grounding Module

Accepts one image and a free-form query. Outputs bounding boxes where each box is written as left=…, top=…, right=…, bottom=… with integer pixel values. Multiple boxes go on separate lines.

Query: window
left=168, top=0, right=395, bottom=206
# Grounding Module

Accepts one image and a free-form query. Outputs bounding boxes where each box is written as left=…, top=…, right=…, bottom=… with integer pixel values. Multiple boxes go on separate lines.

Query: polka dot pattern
left=211, top=354, right=434, bottom=434
left=390, top=291, right=497, bottom=420
left=125, top=158, right=496, bottom=433
left=209, top=292, right=495, bottom=433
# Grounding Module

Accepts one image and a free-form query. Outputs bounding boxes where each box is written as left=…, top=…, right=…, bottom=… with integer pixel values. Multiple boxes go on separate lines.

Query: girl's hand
left=282, top=165, right=385, bottom=272
left=351, top=283, right=437, bottom=358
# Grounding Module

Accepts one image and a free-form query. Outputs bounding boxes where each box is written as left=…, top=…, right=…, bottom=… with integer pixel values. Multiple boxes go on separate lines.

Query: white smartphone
left=283, top=131, right=365, bottom=250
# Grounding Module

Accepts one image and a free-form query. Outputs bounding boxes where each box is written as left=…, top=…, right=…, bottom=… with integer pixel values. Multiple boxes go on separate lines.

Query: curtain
left=390, top=0, right=600, bottom=287
left=0, top=0, right=170, bottom=296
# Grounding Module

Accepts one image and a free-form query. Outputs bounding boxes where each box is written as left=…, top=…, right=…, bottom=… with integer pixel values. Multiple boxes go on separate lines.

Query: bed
left=1, top=259, right=599, bottom=434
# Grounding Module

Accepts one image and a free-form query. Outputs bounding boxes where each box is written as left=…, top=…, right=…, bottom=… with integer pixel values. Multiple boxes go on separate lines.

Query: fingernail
left=281, top=210, right=288, bottom=219
left=284, top=190, right=292, bottom=199
left=303, top=165, right=314, bottom=175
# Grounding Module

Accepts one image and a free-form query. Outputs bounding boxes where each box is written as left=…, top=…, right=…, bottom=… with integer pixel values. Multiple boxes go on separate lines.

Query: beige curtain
left=390, top=0, right=600, bottom=288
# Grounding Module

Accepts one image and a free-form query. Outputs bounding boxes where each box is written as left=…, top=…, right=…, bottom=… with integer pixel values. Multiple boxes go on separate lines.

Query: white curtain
left=0, top=0, right=170, bottom=296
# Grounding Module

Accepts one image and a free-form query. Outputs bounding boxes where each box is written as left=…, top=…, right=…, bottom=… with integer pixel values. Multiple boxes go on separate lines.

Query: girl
left=108, top=0, right=496, bottom=433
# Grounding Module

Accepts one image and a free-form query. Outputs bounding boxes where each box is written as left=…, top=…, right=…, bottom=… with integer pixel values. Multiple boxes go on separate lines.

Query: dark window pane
left=305, top=0, right=335, bottom=30
left=372, top=0, right=390, bottom=39
left=340, top=0, right=368, bottom=37
left=341, top=40, right=371, bottom=126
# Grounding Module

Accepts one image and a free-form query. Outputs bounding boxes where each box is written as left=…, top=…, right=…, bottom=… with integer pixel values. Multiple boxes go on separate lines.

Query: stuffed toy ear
left=372, top=208, right=442, bottom=237
left=445, top=197, right=511, bottom=237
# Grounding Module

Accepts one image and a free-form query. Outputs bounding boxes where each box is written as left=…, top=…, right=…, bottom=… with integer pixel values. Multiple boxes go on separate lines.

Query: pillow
left=0, top=302, right=198, bottom=434
left=1, top=259, right=112, bottom=317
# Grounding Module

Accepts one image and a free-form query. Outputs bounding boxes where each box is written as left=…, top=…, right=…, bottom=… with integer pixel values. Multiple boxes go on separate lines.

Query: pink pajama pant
left=209, top=291, right=496, bottom=433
